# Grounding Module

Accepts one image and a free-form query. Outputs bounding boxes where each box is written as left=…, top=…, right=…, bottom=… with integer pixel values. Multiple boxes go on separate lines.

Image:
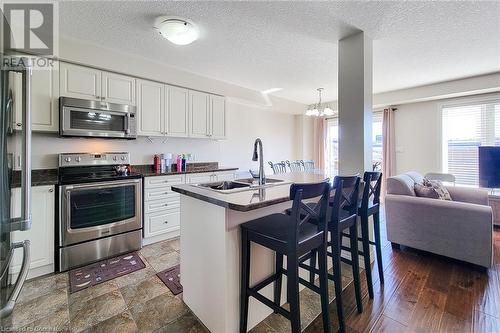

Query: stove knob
left=64, top=157, right=71, bottom=163
left=75, top=157, right=82, bottom=163
left=113, top=156, right=118, bottom=161
left=121, top=156, right=126, bottom=161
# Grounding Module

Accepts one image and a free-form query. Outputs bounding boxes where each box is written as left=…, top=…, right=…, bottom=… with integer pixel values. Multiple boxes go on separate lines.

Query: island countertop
left=171, top=172, right=329, bottom=212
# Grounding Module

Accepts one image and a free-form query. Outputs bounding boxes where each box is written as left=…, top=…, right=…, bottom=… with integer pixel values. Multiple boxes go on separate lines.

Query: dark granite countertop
left=134, top=163, right=238, bottom=177
left=171, top=173, right=329, bottom=212
left=10, top=162, right=238, bottom=188
left=11, top=169, right=58, bottom=187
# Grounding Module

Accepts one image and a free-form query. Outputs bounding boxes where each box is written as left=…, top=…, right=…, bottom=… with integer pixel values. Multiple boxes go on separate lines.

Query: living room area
left=298, top=77, right=500, bottom=332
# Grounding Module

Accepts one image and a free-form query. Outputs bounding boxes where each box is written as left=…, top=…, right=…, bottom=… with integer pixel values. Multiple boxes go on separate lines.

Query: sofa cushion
left=423, top=178, right=452, bottom=200
left=414, top=183, right=440, bottom=199
left=406, top=171, right=425, bottom=185
left=387, top=174, right=418, bottom=196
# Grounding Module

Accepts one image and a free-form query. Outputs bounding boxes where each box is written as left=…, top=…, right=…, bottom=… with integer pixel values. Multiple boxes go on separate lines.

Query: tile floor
left=1, top=236, right=356, bottom=333
left=1, top=238, right=210, bottom=332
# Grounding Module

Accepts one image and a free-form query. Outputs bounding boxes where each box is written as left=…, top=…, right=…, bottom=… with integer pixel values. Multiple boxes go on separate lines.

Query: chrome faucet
left=252, top=138, right=266, bottom=185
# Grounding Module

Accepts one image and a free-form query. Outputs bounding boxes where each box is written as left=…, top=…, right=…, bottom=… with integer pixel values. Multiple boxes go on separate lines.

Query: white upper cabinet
left=189, top=90, right=210, bottom=138
left=166, top=85, right=189, bottom=137
left=102, top=72, right=136, bottom=105
left=136, top=79, right=165, bottom=136
left=210, top=95, right=226, bottom=139
left=59, top=62, right=225, bottom=139
left=60, top=62, right=136, bottom=105
left=60, top=62, right=101, bottom=101
left=11, top=60, right=59, bottom=132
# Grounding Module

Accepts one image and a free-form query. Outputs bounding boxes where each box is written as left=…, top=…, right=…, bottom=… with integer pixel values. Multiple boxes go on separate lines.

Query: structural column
left=338, top=31, right=373, bottom=175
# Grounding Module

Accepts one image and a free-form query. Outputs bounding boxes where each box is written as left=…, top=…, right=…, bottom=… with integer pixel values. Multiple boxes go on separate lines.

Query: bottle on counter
left=182, top=154, right=187, bottom=172
left=160, top=154, right=166, bottom=173
left=176, top=154, right=182, bottom=173
left=164, top=153, right=173, bottom=172
left=153, top=154, right=160, bottom=173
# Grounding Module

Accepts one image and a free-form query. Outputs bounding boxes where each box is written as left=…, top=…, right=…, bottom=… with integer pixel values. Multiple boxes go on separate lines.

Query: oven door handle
left=62, top=178, right=141, bottom=191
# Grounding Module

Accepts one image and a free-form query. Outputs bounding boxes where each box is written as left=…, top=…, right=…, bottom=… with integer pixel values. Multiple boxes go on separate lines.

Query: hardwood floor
left=304, top=220, right=500, bottom=333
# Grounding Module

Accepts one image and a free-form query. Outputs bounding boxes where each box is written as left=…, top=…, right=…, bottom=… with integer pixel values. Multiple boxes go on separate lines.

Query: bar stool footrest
left=247, top=289, right=291, bottom=319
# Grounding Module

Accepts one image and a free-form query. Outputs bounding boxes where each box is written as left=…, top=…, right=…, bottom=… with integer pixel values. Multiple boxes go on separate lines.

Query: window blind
left=442, top=100, right=500, bottom=186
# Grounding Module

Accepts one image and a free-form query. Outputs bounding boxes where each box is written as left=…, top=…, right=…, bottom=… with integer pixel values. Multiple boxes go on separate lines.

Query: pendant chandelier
left=305, top=88, right=334, bottom=117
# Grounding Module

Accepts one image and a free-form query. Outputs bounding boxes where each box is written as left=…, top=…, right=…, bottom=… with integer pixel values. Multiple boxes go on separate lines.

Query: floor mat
left=69, top=252, right=145, bottom=293
left=157, top=264, right=183, bottom=295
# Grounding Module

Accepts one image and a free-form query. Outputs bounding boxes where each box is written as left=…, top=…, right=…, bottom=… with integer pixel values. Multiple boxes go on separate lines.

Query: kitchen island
left=171, top=173, right=329, bottom=333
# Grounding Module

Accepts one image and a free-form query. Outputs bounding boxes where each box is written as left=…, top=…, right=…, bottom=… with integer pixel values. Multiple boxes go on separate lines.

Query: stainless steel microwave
left=59, top=97, right=137, bottom=139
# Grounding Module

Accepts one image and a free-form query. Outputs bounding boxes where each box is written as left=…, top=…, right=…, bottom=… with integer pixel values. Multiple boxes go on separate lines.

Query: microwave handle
left=10, top=58, right=32, bottom=232
left=125, top=113, right=131, bottom=135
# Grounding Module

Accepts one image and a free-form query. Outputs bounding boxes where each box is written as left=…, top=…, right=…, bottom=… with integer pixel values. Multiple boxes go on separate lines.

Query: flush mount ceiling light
left=305, top=88, right=335, bottom=117
left=154, top=16, right=199, bottom=45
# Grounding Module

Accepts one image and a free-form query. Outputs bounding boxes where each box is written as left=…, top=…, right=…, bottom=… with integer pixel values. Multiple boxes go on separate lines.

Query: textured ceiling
left=59, top=1, right=500, bottom=104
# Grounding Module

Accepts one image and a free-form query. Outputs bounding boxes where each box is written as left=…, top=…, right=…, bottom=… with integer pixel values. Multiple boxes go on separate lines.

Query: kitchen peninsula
left=171, top=173, right=328, bottom=333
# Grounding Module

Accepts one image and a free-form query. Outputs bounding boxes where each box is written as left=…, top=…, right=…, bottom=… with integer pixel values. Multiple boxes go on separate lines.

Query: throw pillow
left=422, top=178, right=452, bottom=200
left=414, top=183, right=440, bottom=199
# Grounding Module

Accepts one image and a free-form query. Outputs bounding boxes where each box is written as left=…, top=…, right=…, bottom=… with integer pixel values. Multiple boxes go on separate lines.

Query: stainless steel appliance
left=59, top=97, right=137, bottom=139
left=57, top=152, right=142, bottom=272
left=1, top=58, right=32, bottom=319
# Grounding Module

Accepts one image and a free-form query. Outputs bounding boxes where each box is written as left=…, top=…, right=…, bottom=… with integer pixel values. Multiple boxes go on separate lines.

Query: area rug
left=157, top=264, right=183, bottom=295
left=69, top=252, right=145, bottom=293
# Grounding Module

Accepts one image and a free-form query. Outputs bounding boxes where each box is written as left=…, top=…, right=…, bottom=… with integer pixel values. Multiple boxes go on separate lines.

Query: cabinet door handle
left=49, top=188, right=54, bottom=193
left=95, top=95, right=100, bottom=99
left=164, top=221, right=168, bottom=224
left=16, top=123, right=22, bottom=127
left=164, top=203, right=168, bottom=207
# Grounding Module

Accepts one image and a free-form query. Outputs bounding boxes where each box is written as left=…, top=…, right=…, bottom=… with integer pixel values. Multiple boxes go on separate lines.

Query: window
left=442, top=99, right=500, bottom=186
left=325, top=112, right=383, bottom=178
left=372, top=111, right=383, bottom=171
left=325, top=117, right=338, bottom=177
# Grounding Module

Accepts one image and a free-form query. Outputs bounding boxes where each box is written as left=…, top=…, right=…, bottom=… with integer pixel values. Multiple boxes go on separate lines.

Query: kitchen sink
left=193, top=178, right=288, bottom=193
left=197, top=181, right=251, bottom=191
left=235, top=178, right=285, bottom=185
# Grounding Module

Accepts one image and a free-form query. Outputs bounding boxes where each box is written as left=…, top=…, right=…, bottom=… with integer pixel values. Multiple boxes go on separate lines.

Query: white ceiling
left=59, top=1, right=500, bottom=104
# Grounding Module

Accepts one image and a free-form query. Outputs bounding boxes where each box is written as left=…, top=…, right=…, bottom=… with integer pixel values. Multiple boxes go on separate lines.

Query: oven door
left=60, top=179, right=142, bottom=247
left=61, top=105, right=135, bottom=139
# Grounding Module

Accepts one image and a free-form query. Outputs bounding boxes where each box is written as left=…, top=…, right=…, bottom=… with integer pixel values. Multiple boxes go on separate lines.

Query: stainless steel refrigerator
left=0, top=57, right=32, bottom=322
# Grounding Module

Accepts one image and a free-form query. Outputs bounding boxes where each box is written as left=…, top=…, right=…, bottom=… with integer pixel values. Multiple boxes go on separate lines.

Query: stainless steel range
left=57, top=152, right=142, bottom=272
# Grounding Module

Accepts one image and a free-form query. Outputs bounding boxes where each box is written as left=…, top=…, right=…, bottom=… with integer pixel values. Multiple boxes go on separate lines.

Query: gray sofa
left=385, top=171, right=493, bottom=268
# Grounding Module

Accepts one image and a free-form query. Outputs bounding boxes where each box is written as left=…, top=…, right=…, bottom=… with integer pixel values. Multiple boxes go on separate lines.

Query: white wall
left=393, top=100, right=442, bottom=175
left=21, top=37, right=304, bottom=172
left=393, top=92, right=500, bottom=176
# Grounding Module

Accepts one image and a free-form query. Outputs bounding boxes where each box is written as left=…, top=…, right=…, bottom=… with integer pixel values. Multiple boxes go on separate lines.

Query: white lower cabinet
left=185, top=173, right=214, bottom=184
left=10, top=185, right=55, bottom=279
left=143, top=171, right=237, bottom=245
left=145, top=209, right=181, bottom=237
left=143, top=175, right=184, bottom=245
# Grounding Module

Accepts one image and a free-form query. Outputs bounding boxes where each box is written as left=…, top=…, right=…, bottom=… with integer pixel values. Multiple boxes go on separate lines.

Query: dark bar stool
left=239, top=181, right=331, bottom=333
left=306, top=175, right=364, bottom=333
left=340, top=171, right=383, bottom=298
left=354, top=171, right=383, bottom=298
left=326, top=176, right=364, bottom=331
